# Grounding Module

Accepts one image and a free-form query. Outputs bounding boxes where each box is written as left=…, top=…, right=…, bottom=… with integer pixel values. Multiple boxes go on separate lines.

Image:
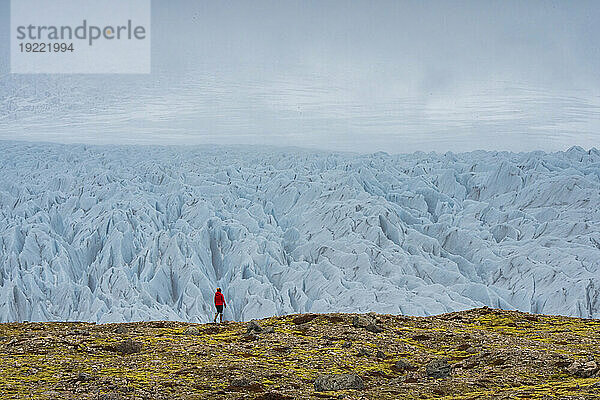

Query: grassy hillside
left=1, top=307, right=599, bottom=399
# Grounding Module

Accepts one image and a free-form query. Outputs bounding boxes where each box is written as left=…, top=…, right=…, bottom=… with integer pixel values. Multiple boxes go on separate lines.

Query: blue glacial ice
left=0, top=141, right=599, bottom=322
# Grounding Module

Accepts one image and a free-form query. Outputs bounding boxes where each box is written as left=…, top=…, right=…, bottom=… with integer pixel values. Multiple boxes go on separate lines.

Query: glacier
left=0, top=141, right=599, bottom=323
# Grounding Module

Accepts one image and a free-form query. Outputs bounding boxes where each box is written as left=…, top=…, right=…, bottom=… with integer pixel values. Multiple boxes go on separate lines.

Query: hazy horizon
left=1, top=0, right=600, bottom=153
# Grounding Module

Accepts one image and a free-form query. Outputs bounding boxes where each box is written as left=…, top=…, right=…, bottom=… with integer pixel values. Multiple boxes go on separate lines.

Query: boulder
left=365, top=323, right=383, bottom=333
left=183, top=326, right=199, bottom=335
left=245, top=320, right=275, bottom=335
left=356, top=348, right=371, bottom=357
left=426, top=359, right=451, bottom=379
left=113, top=339, right=142, bottom=355
left=262, top=326, right=275, bottom=334
left=76, top=372, right=93, bottom=382
left=352, top=315, right=383, bottom=333
left=113, top=326, right=128, bottom=335
left=366, top=312, right=383, bottom=324
left=314, top=373, right=364, bottom=391
left=352, top=315, right=372, bottom=328
left=229, top=377, right=252, bottom=387
left=247, top=320, right=263, bottom=334
left=392, top=359, right=415, bottom=373
left=568, top=360, right=599, bottom=378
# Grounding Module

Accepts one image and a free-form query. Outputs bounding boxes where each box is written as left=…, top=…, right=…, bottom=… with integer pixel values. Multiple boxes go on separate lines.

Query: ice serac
left=0, top=142, right=599, bottom=323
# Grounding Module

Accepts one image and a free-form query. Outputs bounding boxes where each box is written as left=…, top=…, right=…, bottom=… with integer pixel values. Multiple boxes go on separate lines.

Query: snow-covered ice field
left=0, top=141, right=599, bottom=322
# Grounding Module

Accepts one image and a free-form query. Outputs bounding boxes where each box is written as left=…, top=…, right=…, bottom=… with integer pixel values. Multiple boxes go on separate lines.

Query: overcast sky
left=1, top=0, right=599, bottom=153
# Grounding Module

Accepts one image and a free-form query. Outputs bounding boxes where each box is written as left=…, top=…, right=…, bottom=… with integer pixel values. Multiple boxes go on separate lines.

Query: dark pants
left=215, top=304, right=223, bottom=314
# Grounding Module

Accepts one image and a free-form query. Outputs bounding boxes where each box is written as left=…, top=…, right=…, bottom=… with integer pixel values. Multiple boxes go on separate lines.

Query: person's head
left=216, top=288, right=221, bottom=293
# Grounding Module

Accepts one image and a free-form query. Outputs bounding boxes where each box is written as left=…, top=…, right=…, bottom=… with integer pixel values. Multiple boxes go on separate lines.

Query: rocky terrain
left=1, top=307, right=599, bottom=399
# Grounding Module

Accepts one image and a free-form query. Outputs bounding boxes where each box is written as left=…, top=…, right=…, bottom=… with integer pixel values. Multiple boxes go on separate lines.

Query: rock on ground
left=313, top=373, right=365, bottom=391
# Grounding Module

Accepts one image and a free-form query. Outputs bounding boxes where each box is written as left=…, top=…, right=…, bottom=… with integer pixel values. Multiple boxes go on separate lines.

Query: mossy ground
left=1, top=308, right=599, bottom=399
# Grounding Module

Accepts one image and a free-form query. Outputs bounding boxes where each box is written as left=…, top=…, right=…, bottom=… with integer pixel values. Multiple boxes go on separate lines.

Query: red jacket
left=214, top=291, right=225, bottom=306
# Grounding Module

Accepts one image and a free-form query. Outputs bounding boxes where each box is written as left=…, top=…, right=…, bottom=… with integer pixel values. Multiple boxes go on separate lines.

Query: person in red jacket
left=213, top=288, right=226, bottom=323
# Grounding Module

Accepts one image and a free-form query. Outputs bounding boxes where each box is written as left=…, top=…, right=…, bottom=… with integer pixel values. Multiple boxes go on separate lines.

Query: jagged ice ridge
left=0, top=141, right=599, bottom=323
